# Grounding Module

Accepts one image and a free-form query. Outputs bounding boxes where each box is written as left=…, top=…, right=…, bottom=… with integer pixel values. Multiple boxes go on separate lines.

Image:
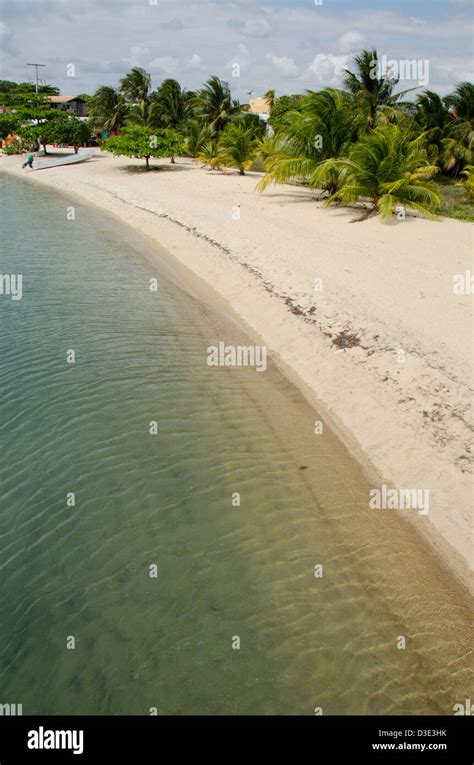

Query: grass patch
left=433, top=177, right=474, bottom=222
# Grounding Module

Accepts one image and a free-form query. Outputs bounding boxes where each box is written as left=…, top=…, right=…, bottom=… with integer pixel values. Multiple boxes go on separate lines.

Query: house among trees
left=248, top=97, right=271, bottom=116
left=248, top=96, right=271, bottom=124
left=47, top=95, right=88, bottom=117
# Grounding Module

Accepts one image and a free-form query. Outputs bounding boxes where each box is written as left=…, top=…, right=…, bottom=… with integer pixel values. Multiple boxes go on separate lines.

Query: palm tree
left=215, top=122, right=260, bottom=174
left=456, top=164, right=474, bottom=200
left=196, top=140, right=223, bottom=170
left=120, top=67, right=152, bottom=105
left=413, top=90, right=450, bottom=165
left=264, top=89, right=276, bottom=113
left=257, top=88, right=360, bottom=195
left=193, top=76, right=240, bottom=135
left=88, top=85, right=129, bottom=133
left=126, top=100, right=155, bottom=127
left=325, top=125, right=440, bottom=221
left=184, top=120, right=214, bottom=158
left=444, top=82, right=474, bottom=121
left=416, top=91, right=449, bottom=132
left=152, top=79, right=193, bottom=131
left=343, top=48, right=414, bottom=128
left=441, top=82, right=474, bottom=175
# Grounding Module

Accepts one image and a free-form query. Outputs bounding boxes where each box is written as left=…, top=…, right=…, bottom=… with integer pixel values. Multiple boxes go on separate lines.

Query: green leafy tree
left=126, top=100, right=156, bottom=128
left=0, top=84, right=51, bottom=123
left=104, top=126, right=183, bottom=169
left=323, top=125, right=440, bottom=221
left=414, top=90, right=449, bottom=162
left=258, top=88, right=359, bottom=195
left=120, top=67, right=152, bottom=104
left=343, top=48, right=415, bottom=128
left=184, top=120, right=214, bottom=158
left=268, top=94, right=304, bottom=133
left=264, top=89, right=276, bottom=112
left=0, top=80, right=18, bottom=93
left=53, top=117, right=91, bottom=152
left=196, top=140, right=223, bottom=170
left=88, top=85, right=129, bottom=133
left=456, top=164, right=474, bottom=200
left=215, top=122, right=260, bottom=174
left=152, top=79, right=194, bottom=132
left=17, top=113, right=90, bottom=154
left=441, top=82, right=474, bottom=175
left=444, top=82, right=474, bottom=121
left=0, top=113, right=22, bottom=139
left=238, top=111, right=266, bottom=138
left=193, top=76, right=240, bottom=135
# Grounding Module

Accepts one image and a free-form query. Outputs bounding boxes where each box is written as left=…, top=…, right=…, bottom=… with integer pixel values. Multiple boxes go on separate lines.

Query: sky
left=0, top=0, right=472, bottom=101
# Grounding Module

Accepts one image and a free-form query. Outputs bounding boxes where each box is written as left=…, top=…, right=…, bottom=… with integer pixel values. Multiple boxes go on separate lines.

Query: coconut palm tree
left=120, top=67, right=152, bottom=105
left=412, top=90, right=450, bottom=166
left=184, top=120, right=214, bottom=157
left=257, top=88, right=360, bottom=195
left=264, top=89, right=276, bottom=112
left=152, top=79, right=194, bottom=131
left=194, top=76, right=240, bottom=135
left=456, top=164, right=474, bottom=200
left=126, top=100, right=155, bottom=127
left=441, top=82, right=474, bottom=175
left=88, top=85, right=129, bottom=133
left=215, top=122, right=260, bottom=174
left=324, top=125, right=440, bottom=221
left=343, top=48, right=414, bottom=128
left=196, top=140, right=223, bottom=170
left=416, top=91, right=449, bottom=133
left=444, top=82, right=474, bottom=121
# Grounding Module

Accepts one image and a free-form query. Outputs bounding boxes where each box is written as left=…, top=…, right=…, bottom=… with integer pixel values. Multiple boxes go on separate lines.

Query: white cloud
left=339, top=31, right=364, bottom=54
left=148, top=56, right=179, bottom=76
left=121, top=47, right=149, bottom=68
left=307, top=53, right=350, bottom=85
left=266, top=55, right=299, bottom=78
left=161, top=18, right=185, bottom=32
left=183, top=54, right=203, bottom=70
left=0, top=0, right=470, bottom=97
left=240, top=18, right=273, bottom=38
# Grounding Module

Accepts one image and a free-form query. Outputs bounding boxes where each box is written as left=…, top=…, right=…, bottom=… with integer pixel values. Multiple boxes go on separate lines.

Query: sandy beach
left=2, top=150, right=472, bottom=594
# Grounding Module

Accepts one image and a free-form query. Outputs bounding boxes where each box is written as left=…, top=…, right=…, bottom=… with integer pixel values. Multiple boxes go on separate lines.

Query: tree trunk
left=74, top=145, right=78, bottom=154
left=42, top=142, right=48, bottom=155
left=170, top=155, right=175, bottom=164
left=351, top=205, right=378, bottom=223
left=239, top=167, right=245, bottom=176
left=145, top=156, right=150, bottom=170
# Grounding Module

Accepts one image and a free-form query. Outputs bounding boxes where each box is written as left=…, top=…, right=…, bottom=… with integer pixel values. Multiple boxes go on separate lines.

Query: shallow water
left=0, top=173, right=471, bottom=715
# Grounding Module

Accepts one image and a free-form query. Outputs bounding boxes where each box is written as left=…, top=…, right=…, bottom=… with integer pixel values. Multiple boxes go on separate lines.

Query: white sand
left=2, top=150, right=472, bottom=593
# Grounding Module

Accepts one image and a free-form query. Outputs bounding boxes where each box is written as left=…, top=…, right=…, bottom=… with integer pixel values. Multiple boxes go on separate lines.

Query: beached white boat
left=32, top=149, right=95, bottom=171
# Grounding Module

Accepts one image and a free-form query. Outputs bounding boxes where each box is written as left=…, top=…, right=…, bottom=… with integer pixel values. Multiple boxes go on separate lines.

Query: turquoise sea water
left=0, top=173, right=471, bottom=715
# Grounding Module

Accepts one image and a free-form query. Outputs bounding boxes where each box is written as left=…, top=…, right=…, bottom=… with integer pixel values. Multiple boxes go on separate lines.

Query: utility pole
left=26, top=63, right=45, bottom=103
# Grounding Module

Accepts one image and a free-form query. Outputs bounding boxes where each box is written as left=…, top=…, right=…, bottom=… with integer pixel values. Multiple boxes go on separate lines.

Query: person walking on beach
left=22, top=153, right=34, bottom=169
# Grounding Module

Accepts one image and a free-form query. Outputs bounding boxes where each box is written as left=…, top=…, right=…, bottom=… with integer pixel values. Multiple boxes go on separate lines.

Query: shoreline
left=2, top=150, right=472, bottom=595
